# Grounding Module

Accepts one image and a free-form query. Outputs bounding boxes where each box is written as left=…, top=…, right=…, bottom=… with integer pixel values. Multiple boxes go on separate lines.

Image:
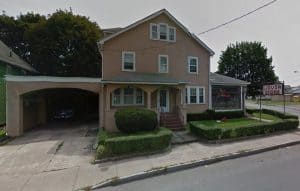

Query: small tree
left=217, top=41, right=278, bottom=98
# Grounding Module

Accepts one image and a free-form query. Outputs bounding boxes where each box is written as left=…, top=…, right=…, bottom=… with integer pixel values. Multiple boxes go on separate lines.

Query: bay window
left=112, top=87, right=144, bottom=106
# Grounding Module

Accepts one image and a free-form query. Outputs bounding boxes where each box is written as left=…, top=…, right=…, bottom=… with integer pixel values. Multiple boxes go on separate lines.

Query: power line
left=197, top=0, right=278, bottom=35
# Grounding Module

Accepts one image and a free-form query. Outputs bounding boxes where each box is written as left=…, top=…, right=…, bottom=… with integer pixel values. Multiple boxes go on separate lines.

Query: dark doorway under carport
left=22, top=88, right=99, bottom=131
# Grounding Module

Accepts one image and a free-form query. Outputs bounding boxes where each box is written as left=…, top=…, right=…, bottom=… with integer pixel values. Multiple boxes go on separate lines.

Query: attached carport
left=5, top=75, right=102, bottom=136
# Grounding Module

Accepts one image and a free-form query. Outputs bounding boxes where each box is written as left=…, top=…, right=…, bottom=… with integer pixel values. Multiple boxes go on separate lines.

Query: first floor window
left=186, top=86, right=205, bottom=104
left=113, top=88, right=121, bottom=105
left=136, top=88, right=143, bottom=104
left=199, top=88, right=204, bottom=103
left=124, top=87, right=134, bottom=104
left=190, top=88, right=197, bottom=103
left=112, top=87, right=144, bottom=106
left=122, top=51, right=135, bottom=71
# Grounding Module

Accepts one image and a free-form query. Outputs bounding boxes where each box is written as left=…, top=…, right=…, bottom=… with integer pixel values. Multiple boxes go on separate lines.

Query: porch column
left=147, top=90, right=151, bottom=109
left=99, top=85, right=104, bottom=128
left=106, top=86, right=110, bottom=111
left=181, top=86, right=187, bottom=108
left=6, top=86, right=23, bottom=137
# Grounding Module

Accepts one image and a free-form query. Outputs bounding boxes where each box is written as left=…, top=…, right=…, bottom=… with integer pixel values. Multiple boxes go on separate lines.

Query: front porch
left=102, top=83, right=188, bottom=132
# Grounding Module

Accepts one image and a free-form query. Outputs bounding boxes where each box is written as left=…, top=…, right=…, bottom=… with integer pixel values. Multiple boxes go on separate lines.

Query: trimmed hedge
left=246, top=108, right=298, bottom=120
left=96, top=128, right=172, bottom=158
left=115, top=108, right=158, bottom=133
left=187, top=110, right=244, bottom=121
left=190, top=119, right=299, bottom=140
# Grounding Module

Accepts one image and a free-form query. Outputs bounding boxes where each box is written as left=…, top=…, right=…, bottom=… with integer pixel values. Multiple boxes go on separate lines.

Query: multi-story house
left=5, top=9, right=248, bottom=136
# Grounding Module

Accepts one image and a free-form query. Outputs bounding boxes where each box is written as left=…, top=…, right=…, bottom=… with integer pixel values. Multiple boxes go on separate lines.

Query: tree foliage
left=217, top=41, right=278, bottom=97
left=0, top=10, right=102, bottom=77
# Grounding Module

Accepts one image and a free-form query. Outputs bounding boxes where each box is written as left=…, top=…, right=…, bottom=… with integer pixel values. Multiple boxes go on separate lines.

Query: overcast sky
left=1, top=0, right=299, bottom=86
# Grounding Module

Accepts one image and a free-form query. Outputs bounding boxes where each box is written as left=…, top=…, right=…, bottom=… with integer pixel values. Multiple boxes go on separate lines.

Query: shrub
left=190, top=119, right=299, bottom=140
left=187, top=110, right=244, bottom=121
left=96, top=128, right=172, bottom=158
left=115, top=108, right=158, bottom=133
left=0, top=129, right=6, bottom=141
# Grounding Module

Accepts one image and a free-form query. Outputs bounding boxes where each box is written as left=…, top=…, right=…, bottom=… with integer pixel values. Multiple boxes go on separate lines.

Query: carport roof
left=5, top=75, right=102, bottom=83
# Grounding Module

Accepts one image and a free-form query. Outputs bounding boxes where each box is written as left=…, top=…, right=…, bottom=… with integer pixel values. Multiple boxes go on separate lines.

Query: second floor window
left=159, top=55, right=168, bottom=73
left=122, top=51, right=135, bottom=71
left=188, top=56, right=198, bottom=74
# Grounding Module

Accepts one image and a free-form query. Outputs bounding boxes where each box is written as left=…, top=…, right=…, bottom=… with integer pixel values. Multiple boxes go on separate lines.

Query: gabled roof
left=210, top=72, right=250, bottom=86
left=0, top=40, right=37, bottom=73
left=98, top=9, right=214, bottom=56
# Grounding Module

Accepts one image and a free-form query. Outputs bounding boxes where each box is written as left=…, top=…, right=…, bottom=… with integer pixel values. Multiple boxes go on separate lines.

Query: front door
left=158, top=89, right=169, bottom=112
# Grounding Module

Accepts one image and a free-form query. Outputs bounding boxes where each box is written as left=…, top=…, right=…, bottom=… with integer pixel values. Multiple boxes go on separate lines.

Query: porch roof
left=210, top=72, right=250, bottom=86
left=102, top=73, right=188, bottom=85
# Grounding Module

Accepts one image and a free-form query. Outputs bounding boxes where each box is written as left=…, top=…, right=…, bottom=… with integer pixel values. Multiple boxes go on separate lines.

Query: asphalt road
left=246, top=101, right=300, bottom=117
left=97, top=144, right=300, bottom=191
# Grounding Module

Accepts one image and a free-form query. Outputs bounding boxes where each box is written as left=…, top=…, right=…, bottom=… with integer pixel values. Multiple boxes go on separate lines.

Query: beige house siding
left=101, top=13, right=210, bottom=116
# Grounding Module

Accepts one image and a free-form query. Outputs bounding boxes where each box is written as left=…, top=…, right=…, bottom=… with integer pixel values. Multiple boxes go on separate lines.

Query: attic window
left=150, top=23, right=176, bottom=42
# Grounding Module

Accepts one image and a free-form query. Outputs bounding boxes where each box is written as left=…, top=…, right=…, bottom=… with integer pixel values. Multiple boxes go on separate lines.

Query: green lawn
left=191, top=118, right=265, bottom=129
left=252, top=112, right=281, bottom=121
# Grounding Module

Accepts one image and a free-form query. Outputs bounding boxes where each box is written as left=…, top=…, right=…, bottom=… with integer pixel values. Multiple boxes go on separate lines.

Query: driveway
left=0, top=122, right=106, bottom=191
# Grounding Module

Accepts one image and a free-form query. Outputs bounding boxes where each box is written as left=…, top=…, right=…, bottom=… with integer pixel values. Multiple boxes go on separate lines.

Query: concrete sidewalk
left=89, top=131, right=300, bottom=190
left=2, top=127, right=300, bottom=191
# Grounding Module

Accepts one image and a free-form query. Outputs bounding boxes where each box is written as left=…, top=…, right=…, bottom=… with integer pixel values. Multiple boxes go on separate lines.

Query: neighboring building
left=5, top=9, right=248, bottom=136
left=0, top=40, right=37, bottom=125
left=270, top=85, right=300, bottom=102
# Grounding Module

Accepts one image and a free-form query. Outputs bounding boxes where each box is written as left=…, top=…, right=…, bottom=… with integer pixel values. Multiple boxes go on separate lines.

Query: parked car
left=53, top=108, right=74, bottom=120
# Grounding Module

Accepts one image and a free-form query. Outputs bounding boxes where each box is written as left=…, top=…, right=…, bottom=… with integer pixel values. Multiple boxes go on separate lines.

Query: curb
left=90, top=139, right=300, bottom=190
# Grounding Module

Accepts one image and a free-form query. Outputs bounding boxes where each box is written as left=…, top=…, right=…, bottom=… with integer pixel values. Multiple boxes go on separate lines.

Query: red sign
left=263, top=84, right=283, bottom=95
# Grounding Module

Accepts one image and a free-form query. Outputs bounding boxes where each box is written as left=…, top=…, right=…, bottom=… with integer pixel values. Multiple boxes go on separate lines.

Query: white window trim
left=112, top=87, right=144, bottom=106
left=150, top=23, right=158, bottom=40
left=186, top=86, right=205, bottom=104
left=158, top=54, right=169, bottom=73
left=158, top=23, right=169, bottom=41
left=122, top=51, right=135, bottom=72
left=168, top=26, right=176, bottom=42
left=188, top=56, right=199, bottom=74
